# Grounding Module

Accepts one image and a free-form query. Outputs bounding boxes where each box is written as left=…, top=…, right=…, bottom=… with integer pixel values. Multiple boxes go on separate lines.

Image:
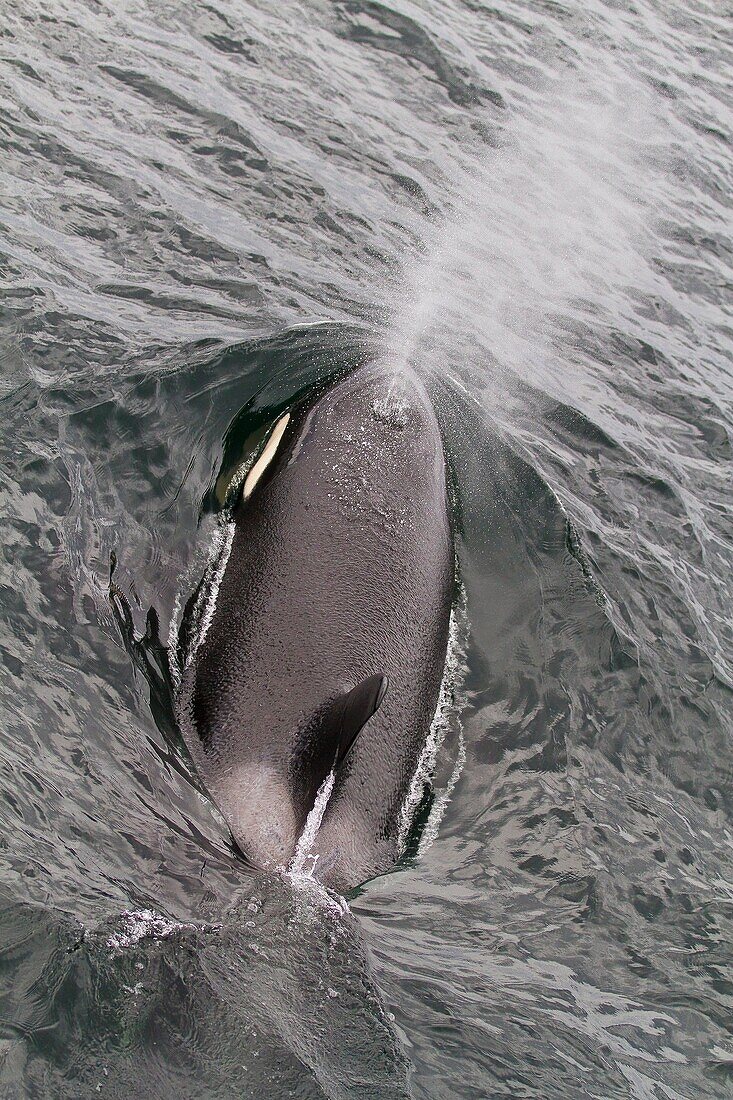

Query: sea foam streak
left=289, top=769, right=336, bottom=878
left=397, top=597, right=470, bottom=855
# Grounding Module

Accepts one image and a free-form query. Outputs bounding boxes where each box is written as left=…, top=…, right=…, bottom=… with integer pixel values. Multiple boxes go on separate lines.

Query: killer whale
left=176, top=362, right=454, bottom=890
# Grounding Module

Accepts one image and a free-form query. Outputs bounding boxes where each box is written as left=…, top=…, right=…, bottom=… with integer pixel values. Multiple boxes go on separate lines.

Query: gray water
left=1, top=1, right=732, bottom=1097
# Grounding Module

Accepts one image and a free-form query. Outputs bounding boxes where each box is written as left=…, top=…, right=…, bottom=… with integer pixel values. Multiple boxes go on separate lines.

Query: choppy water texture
left=1, top=1, right=732, bottom=1097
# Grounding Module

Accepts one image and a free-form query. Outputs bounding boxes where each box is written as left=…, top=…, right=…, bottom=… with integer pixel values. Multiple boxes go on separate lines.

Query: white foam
left=186, top=520, right=236, bottom=668
left=287, top=769, right=352, bottom=918
left=397, top=594, right=470, bottom=855
left=105, top=908, right=199, bottom=953
left=289, top=769, right=336, bottom=878
left=418, top=719, right=467, bottom=859
left=167, top=583, right=184, bottom=688
left=167, top=516, right=235, bottom=687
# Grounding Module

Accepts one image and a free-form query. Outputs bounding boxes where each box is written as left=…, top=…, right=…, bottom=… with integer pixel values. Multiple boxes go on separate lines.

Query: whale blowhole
left=372, top=395, right=410, bottom=429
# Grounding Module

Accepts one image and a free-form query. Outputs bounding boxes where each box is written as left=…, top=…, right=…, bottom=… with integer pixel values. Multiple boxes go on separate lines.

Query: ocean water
left=1, top=1, right=732, bottom=1097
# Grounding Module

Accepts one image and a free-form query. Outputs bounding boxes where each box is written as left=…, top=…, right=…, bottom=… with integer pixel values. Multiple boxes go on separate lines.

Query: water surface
left=1, top=1, right=732, bottom=1097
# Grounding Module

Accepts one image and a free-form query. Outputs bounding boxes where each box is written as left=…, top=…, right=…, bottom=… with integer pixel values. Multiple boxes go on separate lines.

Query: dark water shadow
left=0, top=886, right=410, bottom=1100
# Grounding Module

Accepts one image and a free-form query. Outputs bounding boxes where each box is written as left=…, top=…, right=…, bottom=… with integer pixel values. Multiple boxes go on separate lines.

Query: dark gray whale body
left=177, top=363, right=454, bottom=891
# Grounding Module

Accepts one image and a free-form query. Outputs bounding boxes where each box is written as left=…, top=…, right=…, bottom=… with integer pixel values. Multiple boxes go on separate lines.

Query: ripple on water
left=0, top=0, right=731, bottom=1097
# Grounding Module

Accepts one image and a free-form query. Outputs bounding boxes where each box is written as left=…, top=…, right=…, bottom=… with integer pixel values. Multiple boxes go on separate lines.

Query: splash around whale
left=176, top=362, right=455, bottom=891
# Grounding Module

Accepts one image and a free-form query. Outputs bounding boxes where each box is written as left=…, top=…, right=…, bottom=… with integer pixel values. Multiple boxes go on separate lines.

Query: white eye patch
left=243, top=412, right=291, bottom=500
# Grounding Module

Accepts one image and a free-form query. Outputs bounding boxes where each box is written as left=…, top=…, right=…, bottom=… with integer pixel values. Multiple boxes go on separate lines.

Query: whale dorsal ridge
left=336, top=674, right=388, bottom=767
left=301, top=674, right=388, bottom=796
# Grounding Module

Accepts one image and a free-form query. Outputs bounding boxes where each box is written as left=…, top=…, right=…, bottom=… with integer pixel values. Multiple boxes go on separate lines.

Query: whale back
left=177, top=363, right=454, bottom=887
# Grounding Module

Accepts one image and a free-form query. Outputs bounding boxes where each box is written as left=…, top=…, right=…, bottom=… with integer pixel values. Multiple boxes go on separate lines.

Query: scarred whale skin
left=176, top=362, right=454, bottom=891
